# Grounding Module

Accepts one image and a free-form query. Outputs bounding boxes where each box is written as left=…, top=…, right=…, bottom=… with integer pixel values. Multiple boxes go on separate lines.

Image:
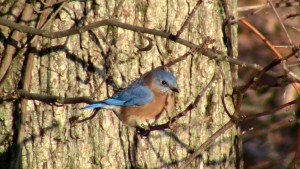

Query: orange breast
left=119, top=92, right=175, bottom=126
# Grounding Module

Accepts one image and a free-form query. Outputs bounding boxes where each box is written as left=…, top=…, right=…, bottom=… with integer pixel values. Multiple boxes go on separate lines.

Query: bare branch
left=238, top=1, right=300, bottom=12
left=76, top=109, right=99, bottom=123
left=268, top=0, right=300, bottom=57
left=180, top=96, right=300, bottom=168
left=0, top=18, right=293, bottom=82
left=240, top=19, right=300, bottom=88
left=179, top=121, right=234, bottom=169
left=236, top=1, right=300, bottom=22
left=238, top=3, right=267, bottom=12
left=135, top=35, right=153, bottom=52
left=219, top=63, right=234, bottom=120
left=242, top=97, right=300, bottom=122
left=0, top=90, right=94, bottom=104
left=238, top=50, right=298, bottom=93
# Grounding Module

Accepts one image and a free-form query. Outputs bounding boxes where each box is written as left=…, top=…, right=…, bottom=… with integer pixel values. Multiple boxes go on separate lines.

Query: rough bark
left=0, top=0, right=238, bottom=168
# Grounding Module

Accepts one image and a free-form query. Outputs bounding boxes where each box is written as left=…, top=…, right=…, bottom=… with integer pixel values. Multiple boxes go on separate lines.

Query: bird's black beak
left=171, top=87, right=179, bottom=93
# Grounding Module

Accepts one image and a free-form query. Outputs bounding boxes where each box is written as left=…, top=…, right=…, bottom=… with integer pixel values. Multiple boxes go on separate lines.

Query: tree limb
left=0, top=90, right=94, bottom=104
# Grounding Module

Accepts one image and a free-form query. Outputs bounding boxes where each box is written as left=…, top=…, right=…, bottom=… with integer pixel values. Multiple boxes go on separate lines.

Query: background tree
left=12, top=0, right=300, bottom=168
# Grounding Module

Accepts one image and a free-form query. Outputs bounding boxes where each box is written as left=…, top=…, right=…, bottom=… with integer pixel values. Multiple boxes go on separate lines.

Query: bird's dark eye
left=161, top=80, right=167, bottom=86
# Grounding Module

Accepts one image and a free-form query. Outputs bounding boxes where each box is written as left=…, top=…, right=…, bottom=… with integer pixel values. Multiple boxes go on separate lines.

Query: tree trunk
left=0, top=0, right=239, bottom=168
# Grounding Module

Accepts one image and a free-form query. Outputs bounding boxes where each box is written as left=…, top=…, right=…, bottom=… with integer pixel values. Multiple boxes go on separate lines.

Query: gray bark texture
left=0, top=0, right=239, bottom=168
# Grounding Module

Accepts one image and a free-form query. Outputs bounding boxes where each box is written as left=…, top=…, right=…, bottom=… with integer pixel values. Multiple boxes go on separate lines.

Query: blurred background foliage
left=238, top=0, right=300, bottom=168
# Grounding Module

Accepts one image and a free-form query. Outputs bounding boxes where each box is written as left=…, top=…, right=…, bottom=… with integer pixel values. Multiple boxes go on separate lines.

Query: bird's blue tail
left=81, top=103, right=107, bottom=110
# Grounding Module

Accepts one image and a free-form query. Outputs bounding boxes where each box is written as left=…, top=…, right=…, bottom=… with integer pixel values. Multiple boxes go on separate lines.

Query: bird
left=81, top=67, right=179, bottom=127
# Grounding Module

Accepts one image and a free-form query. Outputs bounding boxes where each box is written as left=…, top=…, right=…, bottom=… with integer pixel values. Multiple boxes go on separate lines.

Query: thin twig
left=9, top=4, right=34, bottom=169
left=0, top=6, right=33, bottom=84
left=221, top=0, right=239, bottom=89
left=285, top=13, right=300, bottom=20
left=238, top=4, right=267, bottom=12
left=268, top=0, right=299, bottom=57
left=238, top=1, right=300, bottom=12
left=243, top=116, right=294, bottom=140
left=164, top=49, right=194, bottom=68
left=242, top=97, right=300, bottom=122
left=179, top=121, right=234, bottom=169
left=14, top=4, right=69, bottom=168
left=238, top=49, right=300, bottom=93
left=175, top=0, right=203, bottom=37
left=135, top=35, right=153, bottom=51
left=148, top=73, right=217, bottom=131
left=219, top=63, right=234, bottom=120
left=76, top=109, right=99, bottom=123
left=268, top=0, right=300, bottom=94
left=234, top=5, right=266, bottom=23
left=236, top=1, right=300, bottom=23
left=110, top=0, right=125, bottom=18
left=180, top=96, right=300, bottom=168
left=240, top=19, right=300, bottom=94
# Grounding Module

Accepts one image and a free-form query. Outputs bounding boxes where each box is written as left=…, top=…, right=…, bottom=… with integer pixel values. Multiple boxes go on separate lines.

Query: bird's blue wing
left=105, top=85, right=153, bottom=106
left=81, top=85, right=153, bottom=110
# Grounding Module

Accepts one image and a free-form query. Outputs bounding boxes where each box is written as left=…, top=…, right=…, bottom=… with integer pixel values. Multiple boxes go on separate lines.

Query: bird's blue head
left=151, top=68, right=179, bottom=93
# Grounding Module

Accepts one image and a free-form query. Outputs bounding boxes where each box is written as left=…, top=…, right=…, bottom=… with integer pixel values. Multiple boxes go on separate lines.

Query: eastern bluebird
left=81, top=68, right=179, bottom=127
